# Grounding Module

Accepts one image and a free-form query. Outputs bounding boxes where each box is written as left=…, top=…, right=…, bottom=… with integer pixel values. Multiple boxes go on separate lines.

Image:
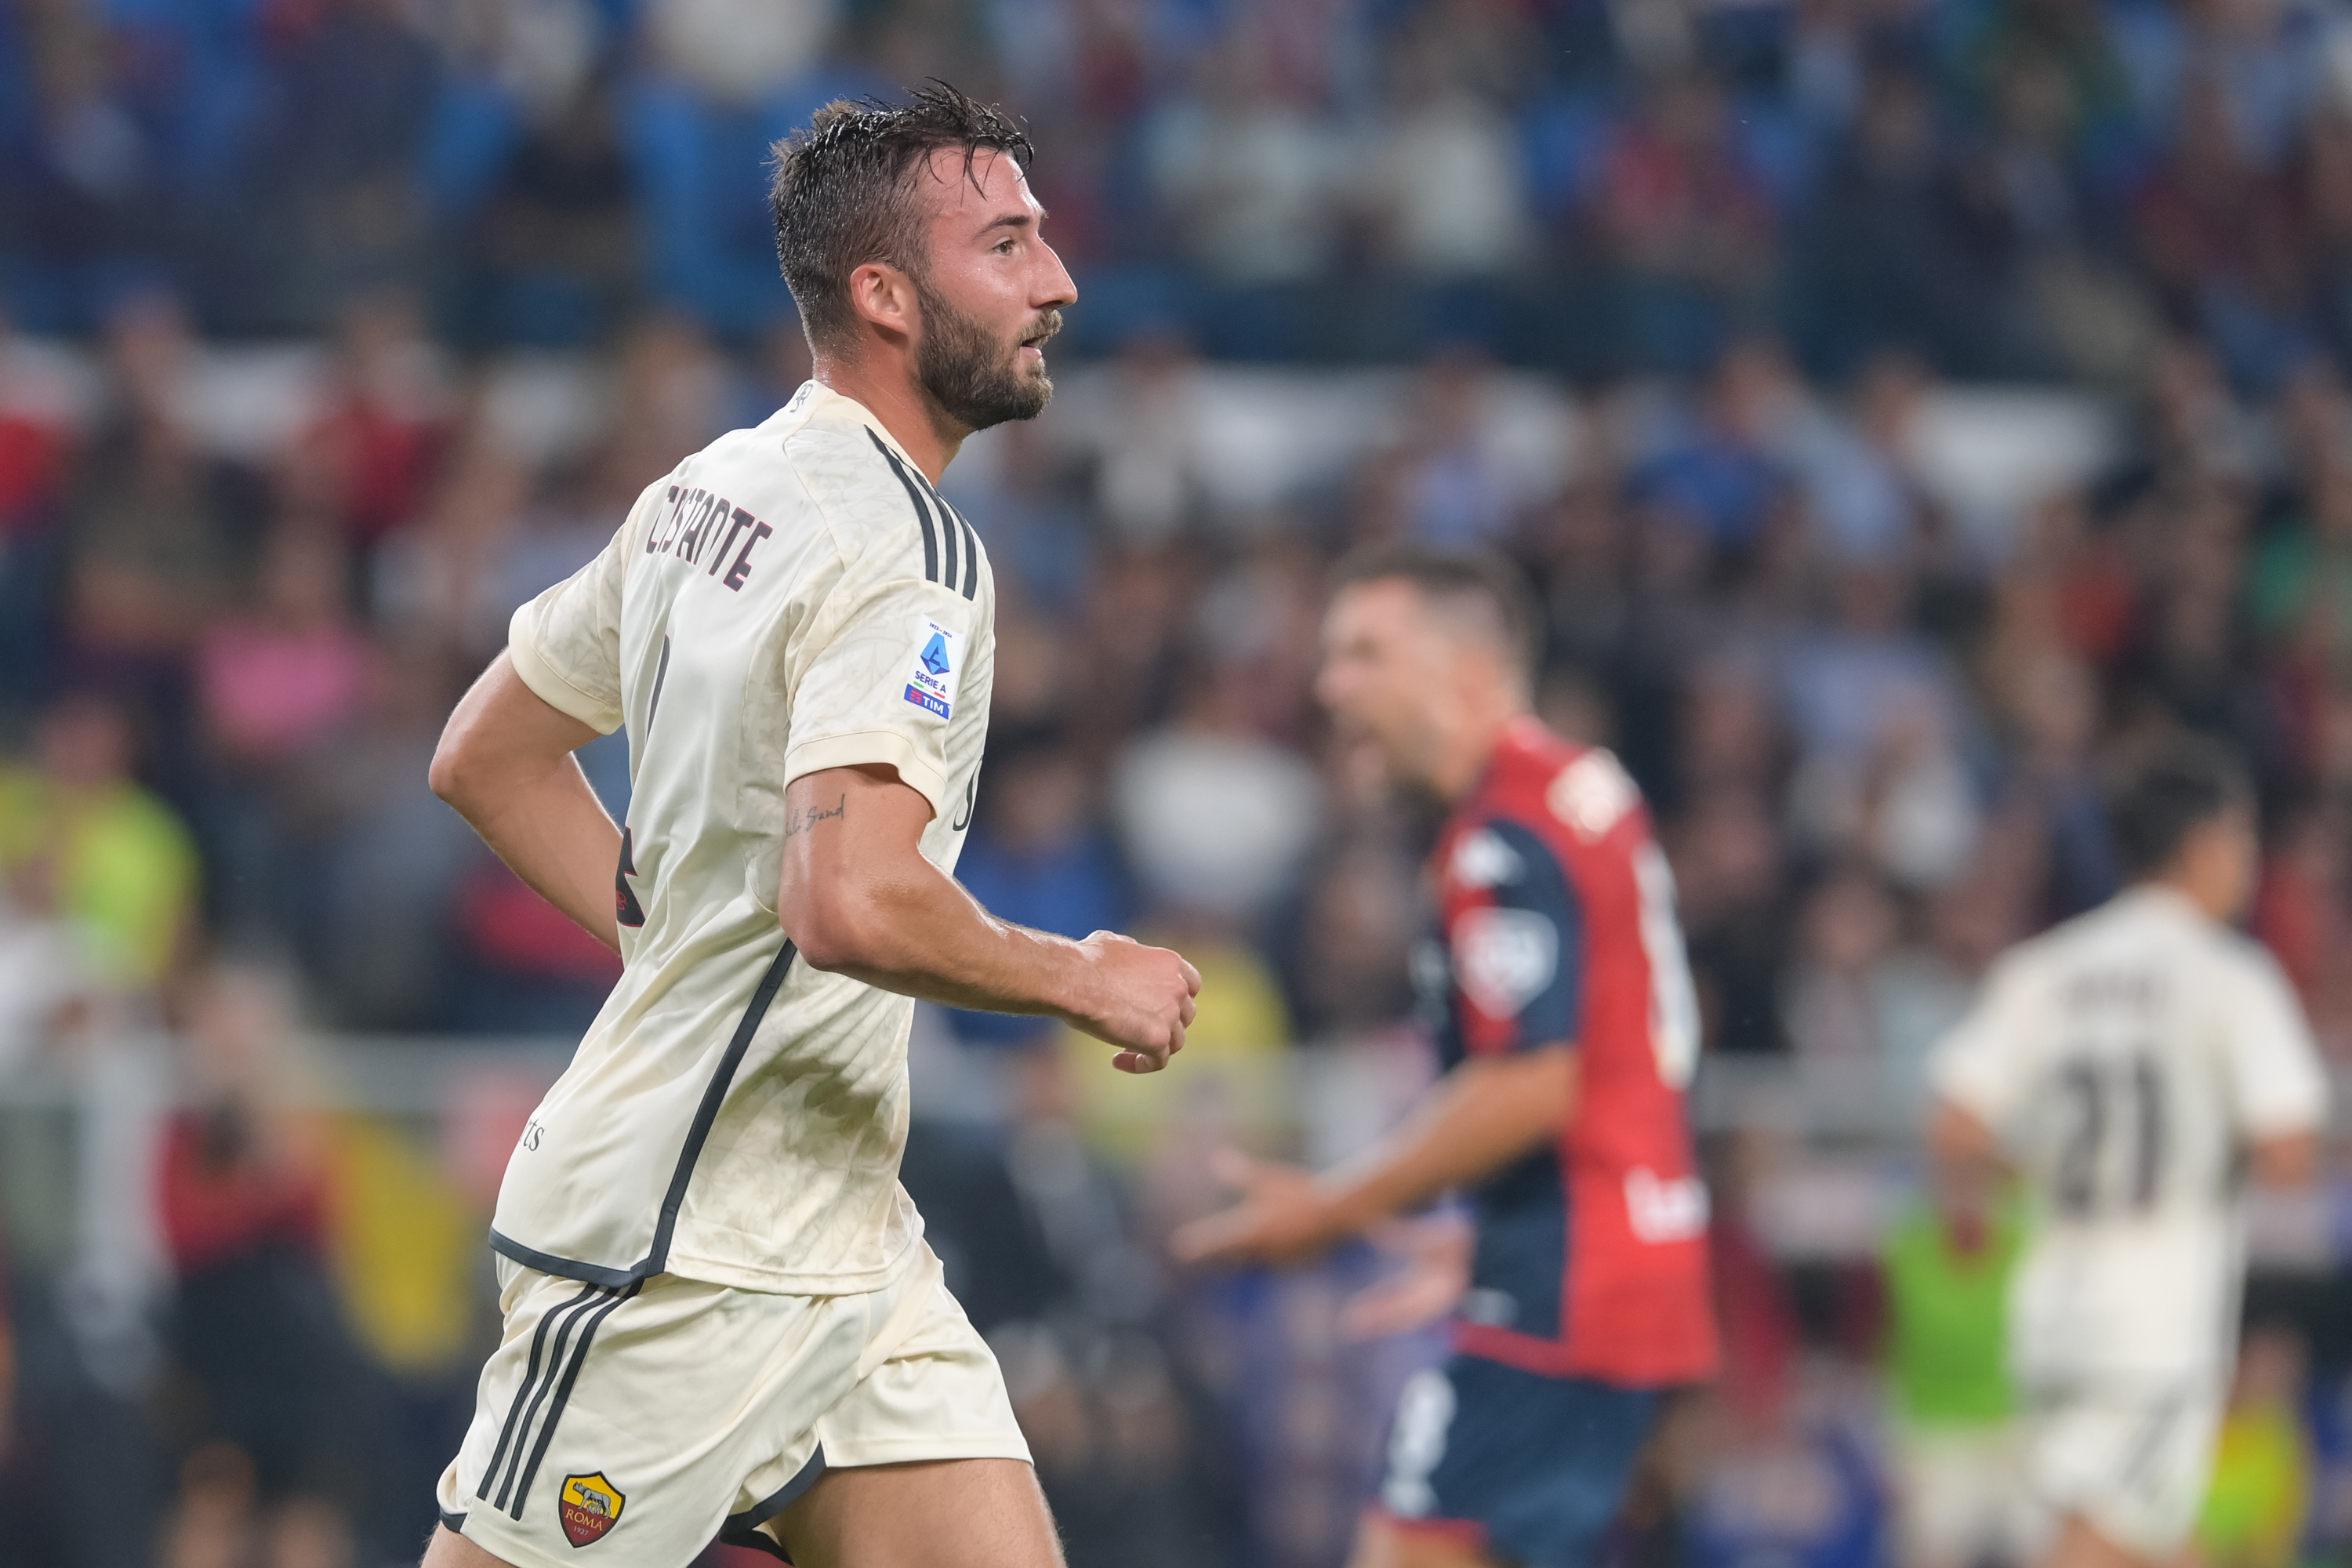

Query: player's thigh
left=1348, top=1510, right=1503, bottom=1568
left=1894, top=1424, right=2048, bottom=1568
left=771, top=1457, right=1062, bottom=1568
left=2038, top=1512, right=2165, bottom=1568
left=1378, top=1357, right=1659, bottom=1568
left=419, top=1522, right=516, bottom=1567
left=2027, top=1387, right=2220, bottom=1568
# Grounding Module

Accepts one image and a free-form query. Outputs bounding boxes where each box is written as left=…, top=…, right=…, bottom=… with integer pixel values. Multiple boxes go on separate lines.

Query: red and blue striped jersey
left=1417, top=719, right=1719, bottom=1386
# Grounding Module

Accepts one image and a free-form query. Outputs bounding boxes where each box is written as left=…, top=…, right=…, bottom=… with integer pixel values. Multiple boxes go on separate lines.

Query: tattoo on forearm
left=785, top=793, right=847, bottom=840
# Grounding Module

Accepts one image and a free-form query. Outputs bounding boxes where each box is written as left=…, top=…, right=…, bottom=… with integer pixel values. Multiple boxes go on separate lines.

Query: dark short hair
left=2107, top=735, right=2253, bottom=879
left=769, top=82, right=1035, bottom=350
left=1330, top=543, right=1542, bottom=677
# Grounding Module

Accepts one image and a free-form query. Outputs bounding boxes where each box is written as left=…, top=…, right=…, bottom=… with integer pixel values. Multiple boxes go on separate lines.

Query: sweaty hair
left=769, top=83, right=1035, bottom=350
left=2107, top=734, right=2252, bottom=879
left=1330, top=543, right=1542, bottom=678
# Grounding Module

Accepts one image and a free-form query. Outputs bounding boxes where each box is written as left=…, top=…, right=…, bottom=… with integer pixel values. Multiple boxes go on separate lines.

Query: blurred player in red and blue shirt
left=1178, top=545, right=1719, bottom=1568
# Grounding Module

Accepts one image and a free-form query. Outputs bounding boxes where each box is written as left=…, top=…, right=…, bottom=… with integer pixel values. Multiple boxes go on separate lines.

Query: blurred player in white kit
left=1927, top=737, right=2328, bottom=1568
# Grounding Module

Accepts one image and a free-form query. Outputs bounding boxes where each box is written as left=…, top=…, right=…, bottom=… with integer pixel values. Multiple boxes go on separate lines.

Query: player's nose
left=1035, top=241, right=1077, bottom=310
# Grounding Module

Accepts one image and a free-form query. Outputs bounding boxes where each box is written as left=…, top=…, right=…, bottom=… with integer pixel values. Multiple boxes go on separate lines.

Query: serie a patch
left=903, top=617, right=961, bottom=720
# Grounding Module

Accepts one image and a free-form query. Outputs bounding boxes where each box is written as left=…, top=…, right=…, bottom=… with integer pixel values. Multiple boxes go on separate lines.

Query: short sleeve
left=1928, top=955, right=2034, bottom=1131
left=1449, top=821, right=1584, bottom=1055
left=2224, top=947, right=2328, bottom=1140
left=506, top=491, right=651, bottom=735
left=780, top=547, right=982, bottom=819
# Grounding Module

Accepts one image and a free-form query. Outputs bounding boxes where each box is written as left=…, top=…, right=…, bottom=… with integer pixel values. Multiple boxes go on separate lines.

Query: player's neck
left=2137, top=873, right=2234, bottom=925
left=813, top=358, right=966, bottom=485
left=1428, top=701, right=1528, bottom=801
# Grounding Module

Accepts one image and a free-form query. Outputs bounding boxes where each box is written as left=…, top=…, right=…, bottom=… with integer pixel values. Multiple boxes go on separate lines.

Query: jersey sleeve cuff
left=507, top=610, right=622, bottom=735
left=783, top=731, right=949, bottom=819
left=1927, top=1065, right=2002, bottom=1128
left=2241, top=1099, right=2328, bottom=1141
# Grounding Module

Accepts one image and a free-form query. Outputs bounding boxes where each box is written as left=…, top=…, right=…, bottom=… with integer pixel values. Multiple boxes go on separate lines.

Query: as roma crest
left=557, top=1472, right=625, bottom=1548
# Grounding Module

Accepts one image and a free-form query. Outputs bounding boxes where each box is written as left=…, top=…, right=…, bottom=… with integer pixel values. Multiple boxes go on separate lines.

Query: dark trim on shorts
left=717, top=1446, right=829, bottom=1562
left=438, top=1508, right=468, bottom=1537
left=479, top=1280, right=603, bottom=1504
left=481, top=940, right=799, bottom=1287
left=508, top=1280, right=642, bottom=1517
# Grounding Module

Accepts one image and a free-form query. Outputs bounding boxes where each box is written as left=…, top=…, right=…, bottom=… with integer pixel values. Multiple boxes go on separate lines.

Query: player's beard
left=912, top=276, right=1059, bottom=432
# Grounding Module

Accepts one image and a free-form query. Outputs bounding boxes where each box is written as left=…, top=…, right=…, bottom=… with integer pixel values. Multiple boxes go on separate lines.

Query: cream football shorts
left=2022, top=1381, right=2223, bottom=1561
left=1889, top=1421, right=2050, bottom=1568
left=434, top=1243, right=1029, bottom=1567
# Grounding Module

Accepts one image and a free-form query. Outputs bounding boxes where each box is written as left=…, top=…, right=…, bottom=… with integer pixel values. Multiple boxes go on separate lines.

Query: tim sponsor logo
left=1624, top=1167, right=1708, bottom=1243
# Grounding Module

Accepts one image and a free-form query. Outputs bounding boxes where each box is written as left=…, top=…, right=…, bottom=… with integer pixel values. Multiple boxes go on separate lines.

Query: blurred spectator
left=233, top=0, right=441, bottom=332
left=1362, top=41, right=1530, bottom=280
left=298, top=292, right=451, bottom=543
left=1781, top=866, right=1901, bottom=1062
left=1787, top=353, right=1932, bottom=563
left=197, top=531, right=369, bottom=770
left=1283, top=842, right=1418, bottom=1039
left=1146, top=44, right=1351, bottom=290
left=63, top=296, right=264, bottom=667
left=371, top=413, right=533, bottom=656
left=0, top=843, right=96, bottom=1069
left=1879, top=1169, right=2035, bottom=1568
left=1873, top=873, right=2020, bottom=1112
left=156, top=967, right=379, bottom=1538
left=951, top=739, right=1133, bottom=1044
left=0, top=691, right=197, bottom=990
left=1394, top=350, right=1547, bottom=546
left=1076, top=332, right=1214, bottom=546
left=1674, top=786, right=1791, bottom=1054
left=1782, top=561, right=1982, bottom=885
left=1109, top=666, right=1323, bottom=926
left=2198, top=1327, right=2317, bottom=1568
left=1631, top=340, right=1798, bottom=550
left=1590, top=71, right=1781, bottom=372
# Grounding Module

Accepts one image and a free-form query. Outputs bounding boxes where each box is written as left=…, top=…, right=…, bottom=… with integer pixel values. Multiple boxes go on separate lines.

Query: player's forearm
left=1317, top=1047, right=1577, bottom=1233
left=449, top=757, right=625, bottom=953
left=1926, top=1099, right=2005, bottom=1181
left=431, top=654, right=623, bottom=953
left=789, top=853, right=1096, bottom=1020
left=2250, top=1130, right=2321, bottom=1188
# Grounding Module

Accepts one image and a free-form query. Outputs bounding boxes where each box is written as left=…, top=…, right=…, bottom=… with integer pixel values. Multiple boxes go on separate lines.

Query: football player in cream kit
left=1926, top=739, right=2327, bottom=1568
left=419, top=86, right=1199, bottom=1568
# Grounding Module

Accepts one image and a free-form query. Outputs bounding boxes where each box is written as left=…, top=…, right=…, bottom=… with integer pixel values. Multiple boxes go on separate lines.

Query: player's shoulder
left=1479, top=727, right=1651, bottom=858
left=2201, top=918, right=2296, bottom=1000
left=648, top=408, right=822, bottom=542
left=775, top=385, right=982, bottom=590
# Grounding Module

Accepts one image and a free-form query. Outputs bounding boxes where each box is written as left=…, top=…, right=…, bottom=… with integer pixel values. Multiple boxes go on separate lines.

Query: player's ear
left=846, top=261, right=918, bottom=342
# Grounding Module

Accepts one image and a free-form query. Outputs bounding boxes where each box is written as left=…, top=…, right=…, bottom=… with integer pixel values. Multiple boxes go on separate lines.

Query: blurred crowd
left=17, top=300, right=2352, bottom=1069
left=11, top=0, right=2352, bottom=1563
left=13, top=0, right=2352, bottom=381
left=5, top=290, right=2352, bottom=1563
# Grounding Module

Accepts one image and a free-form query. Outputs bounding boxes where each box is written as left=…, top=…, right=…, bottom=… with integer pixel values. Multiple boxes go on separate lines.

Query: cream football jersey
left=491, top=380, right=994, bottom=1295
left=1929, top=886, right=2327, bottom=1386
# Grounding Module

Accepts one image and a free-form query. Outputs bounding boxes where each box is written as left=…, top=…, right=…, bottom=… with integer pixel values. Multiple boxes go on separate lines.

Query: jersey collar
left=779, top=379, right=926, bottom=471
left=1463, top=715, right=1556, bottom=804
left=2117, top=881, right=2212, bottom=927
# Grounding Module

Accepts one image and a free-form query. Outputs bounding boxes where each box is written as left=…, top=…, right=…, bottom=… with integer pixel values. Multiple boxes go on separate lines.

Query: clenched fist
left=1067, top=930, right=1200, bottom=1073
